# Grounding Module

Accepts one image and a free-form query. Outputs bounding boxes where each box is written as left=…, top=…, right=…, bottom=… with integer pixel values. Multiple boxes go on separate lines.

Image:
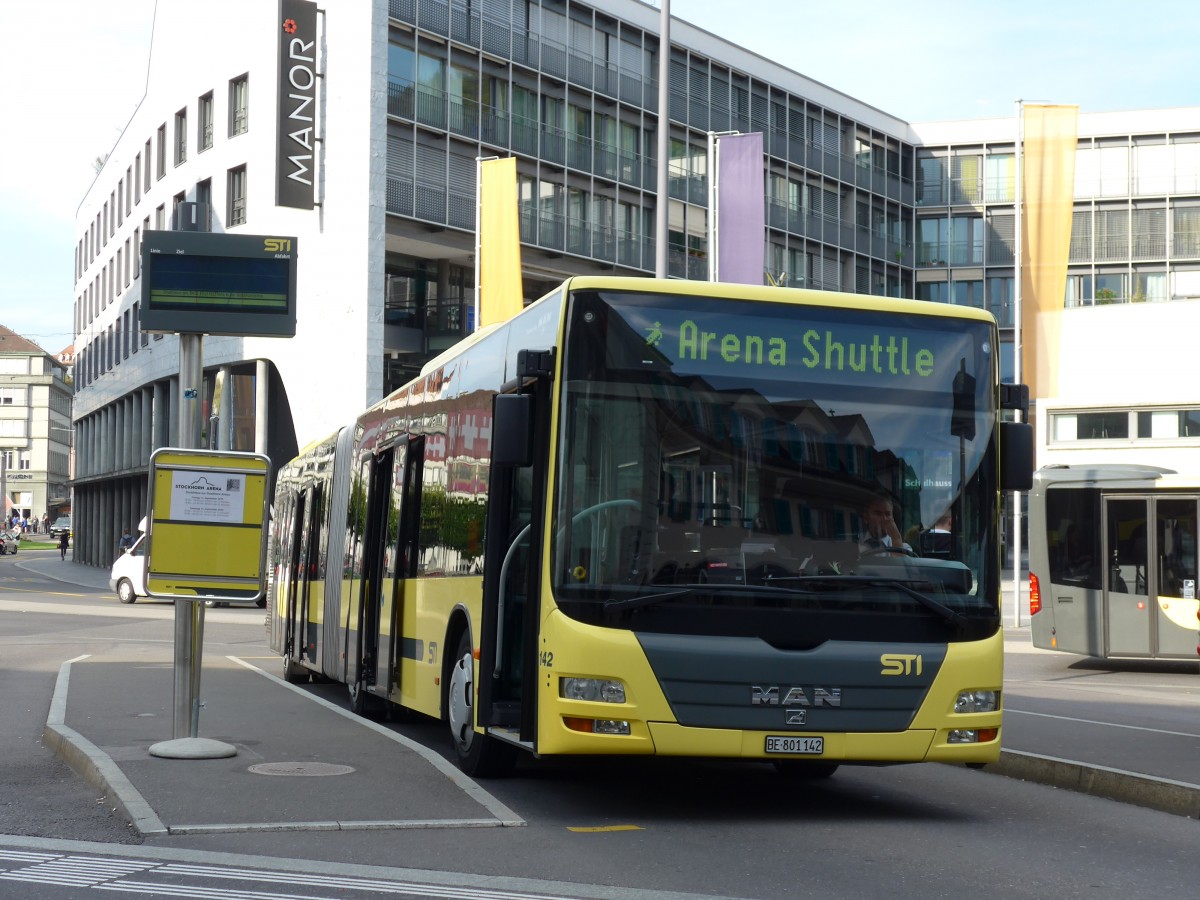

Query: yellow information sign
left=146, top=448, right=272, bottom=602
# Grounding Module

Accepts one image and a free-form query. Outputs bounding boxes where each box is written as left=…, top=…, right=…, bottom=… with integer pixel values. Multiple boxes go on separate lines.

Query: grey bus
left=1028, top=464, right=1200, bottom=660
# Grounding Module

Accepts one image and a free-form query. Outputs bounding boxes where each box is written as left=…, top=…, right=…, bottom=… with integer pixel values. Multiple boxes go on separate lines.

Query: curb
left=43, top=657, right=168, bottom=836
left=987, top=748, right=1200, bottom=819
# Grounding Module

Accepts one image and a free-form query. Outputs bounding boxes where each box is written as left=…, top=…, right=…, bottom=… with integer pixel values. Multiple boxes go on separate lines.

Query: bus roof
left=556, top=276, right=997, bottom=323
left=1033, top=463, right=1178, bottom=488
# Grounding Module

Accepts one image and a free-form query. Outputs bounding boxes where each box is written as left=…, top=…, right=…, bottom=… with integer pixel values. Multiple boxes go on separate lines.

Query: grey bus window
left=1045, top=487, right=1102, bottom=590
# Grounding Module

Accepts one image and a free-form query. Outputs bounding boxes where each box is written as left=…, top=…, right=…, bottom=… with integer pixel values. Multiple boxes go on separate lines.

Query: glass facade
left=384, top=0, right=916, bottom=329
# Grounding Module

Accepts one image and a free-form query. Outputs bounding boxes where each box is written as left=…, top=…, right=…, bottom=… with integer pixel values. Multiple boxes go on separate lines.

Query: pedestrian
left=59, top=528, right=69, bottom=560
left=117, top=527, right=133, bottom=561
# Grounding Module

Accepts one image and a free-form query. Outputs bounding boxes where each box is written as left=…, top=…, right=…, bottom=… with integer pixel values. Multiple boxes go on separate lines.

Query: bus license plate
left=765, top=735, right=824, bottom=755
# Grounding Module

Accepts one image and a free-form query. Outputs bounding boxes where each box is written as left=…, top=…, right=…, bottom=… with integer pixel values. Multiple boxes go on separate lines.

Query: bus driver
left=860, top=494, right=911, bottom=554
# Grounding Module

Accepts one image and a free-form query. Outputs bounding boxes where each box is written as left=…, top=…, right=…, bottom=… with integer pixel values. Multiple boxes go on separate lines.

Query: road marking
left=566, top=825, right=644, bottom=833
left=0, top=848, right=616, bottom=899
left=1005, top=707, right=1200, bottom=739
left=0, top=584, right=90, bottom=597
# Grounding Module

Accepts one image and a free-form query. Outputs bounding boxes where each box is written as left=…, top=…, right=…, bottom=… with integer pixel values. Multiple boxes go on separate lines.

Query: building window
left=0, top=388, right=23, bottom=405
left=230, top=75, right=249, bottom=136
left=144, top=139, right=152, bottom=191
left=174, top=108, right=187, bottom=166
left=198, top=91, right=214, bottom=152
left=228, top=165, right=247, bottom=226
left=196, top=178, right=212, bottom=227
left=0, top=419, right=26, bottom=439
left=157, top=124, right=167, bottom=179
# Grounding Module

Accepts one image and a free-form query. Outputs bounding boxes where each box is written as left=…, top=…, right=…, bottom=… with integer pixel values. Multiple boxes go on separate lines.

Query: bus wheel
left=282, top=656, right=309, bottom=684
left=116, top=579, right=137, bottom=604
left=348, top=676, right=382, bottom=718
left=447, top=632, right=517, bottom=777
left=773, top=760, right=839, bottom=780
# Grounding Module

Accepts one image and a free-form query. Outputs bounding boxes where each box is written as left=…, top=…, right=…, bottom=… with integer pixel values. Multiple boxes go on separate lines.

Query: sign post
left=137, top=229, right=293, bottom=759
left=147, top=447, right=272, bottom=759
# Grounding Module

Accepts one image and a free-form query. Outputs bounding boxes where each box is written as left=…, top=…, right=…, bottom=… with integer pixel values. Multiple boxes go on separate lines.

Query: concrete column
left=255, top=359, right=269, bottom=455
left=168, top=376, right=180, bottom=447
left=115, top=400, right=126, bottom=472
left=218, top=365, right=232, bottom=450
left=131, top=392, right=143, bottom=468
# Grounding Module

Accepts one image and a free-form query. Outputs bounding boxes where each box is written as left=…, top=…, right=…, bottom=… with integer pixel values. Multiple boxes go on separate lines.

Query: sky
left=2, top=0, right=1198, bottom=353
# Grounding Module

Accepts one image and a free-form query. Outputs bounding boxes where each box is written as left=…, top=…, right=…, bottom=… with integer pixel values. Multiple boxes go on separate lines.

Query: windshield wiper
left=604, top=586, right=699, bottom=613
left=603, top=581, right=809, bottom=613
left=776, top=575, right=969, bottom=630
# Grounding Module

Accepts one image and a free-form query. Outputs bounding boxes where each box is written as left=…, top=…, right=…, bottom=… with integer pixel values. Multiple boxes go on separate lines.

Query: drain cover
left=248, top=762, right=355, bottom=777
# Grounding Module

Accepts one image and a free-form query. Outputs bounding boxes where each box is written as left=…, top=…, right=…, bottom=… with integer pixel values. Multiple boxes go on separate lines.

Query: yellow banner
left=1021, top=104, right=1078, bottom=399
left=479, top=157, right=524, bottom=328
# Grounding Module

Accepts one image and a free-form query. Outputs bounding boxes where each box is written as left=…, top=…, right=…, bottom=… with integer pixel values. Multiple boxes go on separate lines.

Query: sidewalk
left=17, top=548, right=522, bottom=836
left=43, top=650, right=522, bottom=836
left=13, top=547, right=112, bottom=592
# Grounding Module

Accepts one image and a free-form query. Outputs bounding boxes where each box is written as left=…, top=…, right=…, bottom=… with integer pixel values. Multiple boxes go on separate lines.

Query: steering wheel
left=859, top=545, right=918, bottom=559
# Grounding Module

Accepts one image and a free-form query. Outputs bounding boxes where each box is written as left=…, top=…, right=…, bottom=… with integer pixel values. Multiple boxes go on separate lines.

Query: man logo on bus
left=750, top=685, right=842, bottom=707
left=644, top=321, right=663, bottom=347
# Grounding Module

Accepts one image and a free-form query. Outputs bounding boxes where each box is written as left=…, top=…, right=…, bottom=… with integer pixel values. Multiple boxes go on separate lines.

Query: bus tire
left=348, top=675, right=382, bottom=718
left=773, top=760, right=839, bottom=780
left=282, top=656, right=309, bottom=684
left=447, top=631, right=517, bottom=778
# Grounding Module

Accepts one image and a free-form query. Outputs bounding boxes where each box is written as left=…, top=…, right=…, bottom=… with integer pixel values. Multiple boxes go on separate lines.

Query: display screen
left=140, top=231, right=297, bottom=336
left=147, top=254, right=289, bottom=313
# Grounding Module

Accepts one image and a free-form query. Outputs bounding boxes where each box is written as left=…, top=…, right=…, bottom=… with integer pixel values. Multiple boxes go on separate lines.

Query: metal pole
left=151, top=332, right=235, bottom=759
left=707, top=130, right=717, bottom=282
left=474, top=156, right=483, bottom=331
left=654, top=0, right=670, bottom=279
left=1012, top=99, right=1024, bottom=628
left=173, top=334, right=205, bottom=739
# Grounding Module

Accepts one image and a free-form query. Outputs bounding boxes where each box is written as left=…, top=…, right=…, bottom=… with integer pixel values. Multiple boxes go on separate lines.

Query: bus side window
left=1046, top=488, right=1102, bottom=590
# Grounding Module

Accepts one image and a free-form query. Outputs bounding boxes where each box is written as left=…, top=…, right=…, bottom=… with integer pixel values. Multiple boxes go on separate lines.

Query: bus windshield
left=552, top=289, right=1000, bottom=645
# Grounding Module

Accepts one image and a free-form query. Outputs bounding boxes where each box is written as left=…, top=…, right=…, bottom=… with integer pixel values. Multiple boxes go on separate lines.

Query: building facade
left=0, top=326, right=73, bottom=526
left=72, top=0, right=1200, bottom=566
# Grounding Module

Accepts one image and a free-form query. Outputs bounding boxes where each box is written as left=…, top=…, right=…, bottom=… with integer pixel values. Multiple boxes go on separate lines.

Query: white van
left=109, top=519, right=147, bottom=603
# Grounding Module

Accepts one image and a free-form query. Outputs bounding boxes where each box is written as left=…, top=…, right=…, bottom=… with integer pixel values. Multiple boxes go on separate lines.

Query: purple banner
left=715, top=132, right=765, bottom=285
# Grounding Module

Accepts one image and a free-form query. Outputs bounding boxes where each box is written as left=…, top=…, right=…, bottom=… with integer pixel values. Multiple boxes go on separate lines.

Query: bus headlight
left=560, top=677, right=626, bottom=703
left=954, top=689, right=999, bottom=714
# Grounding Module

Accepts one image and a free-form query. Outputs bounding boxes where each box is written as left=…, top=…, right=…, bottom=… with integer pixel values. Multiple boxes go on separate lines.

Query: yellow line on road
left=566, top=824, right=644, bottom=832
left=0, top=584, right=88, bottom=597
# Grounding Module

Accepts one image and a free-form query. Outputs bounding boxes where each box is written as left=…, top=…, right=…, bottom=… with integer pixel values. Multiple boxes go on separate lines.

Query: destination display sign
left=606, top=297, right=992, bottom=398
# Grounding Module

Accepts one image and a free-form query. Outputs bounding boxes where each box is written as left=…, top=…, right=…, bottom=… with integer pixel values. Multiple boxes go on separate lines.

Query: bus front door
left=373, top=438, right=422, bottom=698
left=1105, top=497, right=1151, bottom=657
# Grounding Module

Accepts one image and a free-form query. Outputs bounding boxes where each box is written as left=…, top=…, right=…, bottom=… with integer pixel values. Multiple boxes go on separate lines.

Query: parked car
left=109, top=532, right=147, bottom=603
left=49, top=516, right=72, bottom=539
left=0, top=530, right=18, bottom=554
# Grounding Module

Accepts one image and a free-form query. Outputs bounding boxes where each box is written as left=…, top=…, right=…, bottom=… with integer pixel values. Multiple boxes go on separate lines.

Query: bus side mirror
left=492, top=393, right=533, bottom=468
left=999, top=421, right=1034, bottom=491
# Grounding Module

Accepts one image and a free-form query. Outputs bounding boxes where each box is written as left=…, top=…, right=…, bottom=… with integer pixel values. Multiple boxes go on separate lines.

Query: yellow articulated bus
left=269, top=276, right=1033, bottom=777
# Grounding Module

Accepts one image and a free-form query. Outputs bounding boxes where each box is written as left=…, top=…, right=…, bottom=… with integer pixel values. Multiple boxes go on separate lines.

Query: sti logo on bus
left=264, top=238, right=292, bottom=255
left=881, top=654, right=923, bottom=676
left=750, top=686, right=842, bottom=707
